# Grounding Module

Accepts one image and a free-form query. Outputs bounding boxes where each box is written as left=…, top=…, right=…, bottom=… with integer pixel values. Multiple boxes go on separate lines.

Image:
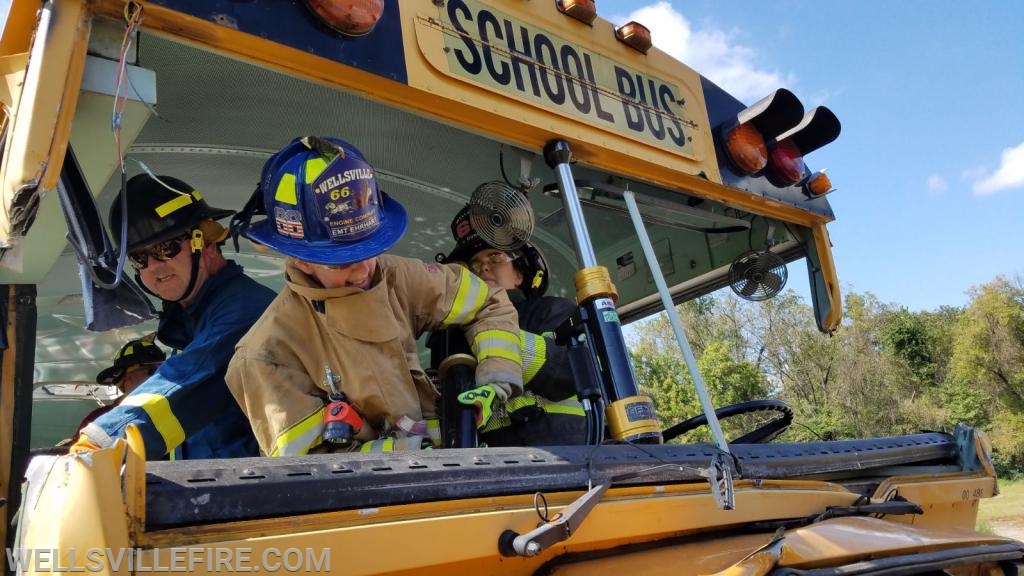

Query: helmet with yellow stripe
left=95, top=336, right=166, bottom=386
left=110, top=175, right=235, bottom=254
left=110, top=174, right=235, bottom=303
left=241, top=136, right=407, bottom=265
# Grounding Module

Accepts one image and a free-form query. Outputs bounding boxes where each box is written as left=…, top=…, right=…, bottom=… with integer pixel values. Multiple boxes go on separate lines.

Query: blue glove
left=457, top=385, right=500, bottom=431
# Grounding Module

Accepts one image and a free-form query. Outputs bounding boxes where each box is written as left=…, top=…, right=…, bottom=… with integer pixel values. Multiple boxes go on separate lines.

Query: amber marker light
left=724, top=122, right=769, bottom=175
left=804, top=171, right=833, bottom=197
left=616, top=21, right=652, bottom=54
left=305, top=0, right=384, bottom=37
left=717, top=89, right=804, bottom=177
left=556, top=0, right=597, bottom=25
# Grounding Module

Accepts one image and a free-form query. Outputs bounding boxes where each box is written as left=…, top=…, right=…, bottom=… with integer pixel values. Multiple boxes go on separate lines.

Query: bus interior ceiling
left=33, top=28, right=807, bottom=413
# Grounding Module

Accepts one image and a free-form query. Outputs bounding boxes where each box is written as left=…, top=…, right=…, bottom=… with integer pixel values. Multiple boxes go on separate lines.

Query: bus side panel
left=147, top=0, right=408, bottom=84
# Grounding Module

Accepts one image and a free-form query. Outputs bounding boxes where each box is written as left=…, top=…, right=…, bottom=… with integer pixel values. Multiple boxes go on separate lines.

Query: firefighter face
left=294, top=257, right=378, bottom=290
left=134, top=236, right=213, bottom=305
left=469, top=249, right=522, bottom=291
left=118, top=363, right=160, bottom=394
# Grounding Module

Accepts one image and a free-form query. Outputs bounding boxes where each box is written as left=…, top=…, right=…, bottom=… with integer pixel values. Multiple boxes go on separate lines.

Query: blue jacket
left=84, top=262, right=274, bottom=459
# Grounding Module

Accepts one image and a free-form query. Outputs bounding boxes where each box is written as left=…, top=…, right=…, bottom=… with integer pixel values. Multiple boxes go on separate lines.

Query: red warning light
left=305, top=0, right=384, bottom=37
left=768, top=139, right=806, bottom=186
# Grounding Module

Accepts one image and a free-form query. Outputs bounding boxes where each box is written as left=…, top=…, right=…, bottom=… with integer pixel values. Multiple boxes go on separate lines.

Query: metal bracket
left=704, top=453, right=735, bottom=510
left=498, top=483, right=609, bottom=557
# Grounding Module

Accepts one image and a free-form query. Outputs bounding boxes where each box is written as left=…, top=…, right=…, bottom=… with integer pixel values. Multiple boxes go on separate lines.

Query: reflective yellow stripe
left=505, top=395, right=538, bottom=412
left=540, top=400, right=585, bottom=417
left=426, top=417, right=441, bottom=447
left=270, top=406, right=325, bottom=457
left=120, top=393, right=186, bottom=453
left=481, top=395, right=584, bottom=434
left=304, top=157, right=328, bottom=183
left=154, top=191, right=199, bottom=218
left=519, top=330, right=546, bottom=384
left=360, top=438, right=395, bottom=453
left=274, top=173, right=298, bottom=205
left=473, top=330, right=522, bottom=363
left=442, top=267, right=487, bottom=327
left=480, top=415, right=510, bottom=434
left=507, top=394, right=585, bottom=417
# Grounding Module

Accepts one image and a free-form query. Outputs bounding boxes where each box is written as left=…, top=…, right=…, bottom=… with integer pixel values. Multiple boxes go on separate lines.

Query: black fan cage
left=469, top=181, right=534, bottom=250
left=728, top=251, right=788, bottom=301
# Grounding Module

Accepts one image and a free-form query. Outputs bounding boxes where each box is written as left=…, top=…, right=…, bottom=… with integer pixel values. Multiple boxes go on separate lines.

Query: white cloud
left=961, top=166, right=987, bottom=182
left=926, top=175, right=947, bottom=194
left=972, top=141, right=1024, bottom=196
left=613, top=2, right=794, bottom=104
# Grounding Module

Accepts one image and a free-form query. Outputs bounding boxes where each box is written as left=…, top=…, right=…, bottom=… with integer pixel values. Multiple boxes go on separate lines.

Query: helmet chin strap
left=135, top=229, right=205, bottom=305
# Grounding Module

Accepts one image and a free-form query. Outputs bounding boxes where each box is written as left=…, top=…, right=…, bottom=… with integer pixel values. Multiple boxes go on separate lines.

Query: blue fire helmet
left=243, top=136, right=407, bottom=265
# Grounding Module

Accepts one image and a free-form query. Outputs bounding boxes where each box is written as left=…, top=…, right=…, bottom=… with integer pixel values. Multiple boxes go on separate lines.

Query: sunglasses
left=128, top=235, right=190, bottom=270
left=467, top=252, right=514, bottom=275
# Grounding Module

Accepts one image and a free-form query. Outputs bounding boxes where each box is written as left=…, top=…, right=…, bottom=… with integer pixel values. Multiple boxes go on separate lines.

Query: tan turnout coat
left=226, top=255, right=522, bottom=456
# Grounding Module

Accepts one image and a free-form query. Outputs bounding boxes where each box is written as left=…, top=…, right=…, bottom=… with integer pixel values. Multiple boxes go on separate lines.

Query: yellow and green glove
left=457, top=385, right=502, bottom=431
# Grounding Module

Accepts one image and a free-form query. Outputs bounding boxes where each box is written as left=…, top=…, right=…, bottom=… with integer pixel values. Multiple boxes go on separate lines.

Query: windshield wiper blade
left=746, top=497, right=924, bottom=533
left=812, top=498, right=923, bottom=523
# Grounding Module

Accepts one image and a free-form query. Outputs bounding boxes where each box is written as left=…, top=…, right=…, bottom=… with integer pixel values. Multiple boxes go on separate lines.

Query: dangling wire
left=95, top=1, right=143, bottom=291
left=134, top=159, right=191, bottom=197
left=113, top=2, right=143, bottom=174
left=498, top=144, right=515, bottom=189
left=229, top=183, right=266, bottom=253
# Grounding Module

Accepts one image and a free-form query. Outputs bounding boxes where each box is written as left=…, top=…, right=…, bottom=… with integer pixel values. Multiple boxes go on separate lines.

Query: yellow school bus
left=1, top=1, right=1021, bottom=574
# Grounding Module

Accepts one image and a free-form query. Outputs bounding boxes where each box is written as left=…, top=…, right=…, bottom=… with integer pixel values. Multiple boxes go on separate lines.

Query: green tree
left=630, top=314, right=770, bottom=440
left=938, top=380, right=992, bottom=429
left=990, top=412, right=1024, bottom=478
left=945, top=277, right=1024, bottom=474
left=881, top=308, right=938, bottom=382
left=626, top=280, right=1015, bottom=463
left=879, top=305, right=962, bottom=388
left=948, top=277, right=1024, bottom=410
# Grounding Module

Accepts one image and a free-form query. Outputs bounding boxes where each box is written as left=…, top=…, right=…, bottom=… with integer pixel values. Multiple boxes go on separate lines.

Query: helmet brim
left=444, top=237, right=491, bottom=265
left=95, top=365, right=126, bottom=385
left=121, top=206, right=236, bottom=253
left=243, top=195, right=408, bottom=265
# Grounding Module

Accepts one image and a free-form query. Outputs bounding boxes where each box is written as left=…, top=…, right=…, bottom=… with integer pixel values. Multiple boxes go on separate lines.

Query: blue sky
left=612, top=1, right=1024, bottom=312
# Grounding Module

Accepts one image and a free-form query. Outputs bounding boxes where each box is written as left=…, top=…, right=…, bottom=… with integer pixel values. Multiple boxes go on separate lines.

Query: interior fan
left=729, top=241, right=788, bottom=301
left=468, top=180, right=535, bottom=250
